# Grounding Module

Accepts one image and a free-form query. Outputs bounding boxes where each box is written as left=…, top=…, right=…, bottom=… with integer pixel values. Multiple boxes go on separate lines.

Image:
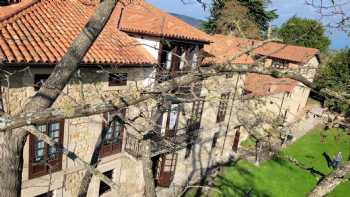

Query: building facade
left=0, top=1, right=319, bottom=197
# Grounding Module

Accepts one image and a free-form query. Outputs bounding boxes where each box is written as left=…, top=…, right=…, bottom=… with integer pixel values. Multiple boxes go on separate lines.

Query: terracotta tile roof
left=0, top=0, right=156, bottom=65
left=244, top=73, right=298, bottom=97
left=0, top=0, right=38, bottom=22
left=202, top=34, right=254, bottom=65
left=254, top=42, right=320, bottom=64
left=225, top=36, right=319, bottom=64
left=117, top=1, right=211, bottom=43
left=202, top=34, right=319, bottom=64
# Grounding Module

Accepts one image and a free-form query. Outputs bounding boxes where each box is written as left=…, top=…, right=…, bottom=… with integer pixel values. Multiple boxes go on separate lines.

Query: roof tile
left=0, top=0, right=156, bottom=65
left=202, top=34, right=254, bottom=65
left=244, top=73, right=298, bottom=97
left=254, top=42, right=319, bottom=64
left=202, top=34, right=319, bottom=65
left=118, top=1, right=211, bottom=43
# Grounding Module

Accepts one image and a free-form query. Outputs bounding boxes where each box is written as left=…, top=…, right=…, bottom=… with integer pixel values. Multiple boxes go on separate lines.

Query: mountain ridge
left=169, top=12, right=205, bottom=29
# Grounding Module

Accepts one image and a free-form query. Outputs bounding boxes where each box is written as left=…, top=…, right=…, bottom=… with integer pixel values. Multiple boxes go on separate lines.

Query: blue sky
left=146, top=0, right=349, bottom=49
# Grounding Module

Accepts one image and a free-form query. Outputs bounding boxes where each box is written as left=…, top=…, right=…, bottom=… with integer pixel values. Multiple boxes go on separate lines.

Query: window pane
left=34, top=125, right=46, bottom=163
left=104, top=127, right=113, bottom=144
left=168, top=104, right=179, bottom=130
left=37, top=125, right=47, bottom=133
left=34, top=143, right=44, bottom=162
left=50, top=122, right=60, bottom=131
left=113, top=120, right=122, bottom=143
left=49, top=129, right=59, bottom=138
left=166, top=52, right=172, bottom=70
left=179, top=50, right=186, bottom=70
left=48, top=122, right=61, bottom=161
left=36, top=141, right=45, bottom=149
left=48, top=146, right=57, bottom=160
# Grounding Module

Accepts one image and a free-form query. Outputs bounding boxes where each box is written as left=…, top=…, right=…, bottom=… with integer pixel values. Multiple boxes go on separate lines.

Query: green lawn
left=185, top=128, right=350, bottom=197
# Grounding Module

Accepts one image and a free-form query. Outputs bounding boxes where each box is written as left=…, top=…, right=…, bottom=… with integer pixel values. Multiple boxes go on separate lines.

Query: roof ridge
left=213, top=34, right=319, bottom=51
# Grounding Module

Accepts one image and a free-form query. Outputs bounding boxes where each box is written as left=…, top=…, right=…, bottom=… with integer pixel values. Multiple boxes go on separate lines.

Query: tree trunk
left=142, top=139, right=156, bottom=197
left=0, top=133, right=24, bottom=197
left=308, top=160, right=350, bottom=197
left=0, top=0, right=118, bottom=195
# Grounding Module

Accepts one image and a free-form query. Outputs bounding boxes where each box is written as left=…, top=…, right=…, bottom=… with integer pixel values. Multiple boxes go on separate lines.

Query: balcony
left=150, top=127, right=201, bottom=156
left=123, top=128, right=202, bottom=158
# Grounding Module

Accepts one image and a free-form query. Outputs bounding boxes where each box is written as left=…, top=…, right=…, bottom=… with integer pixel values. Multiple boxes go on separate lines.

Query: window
left=216, top=93, right=230, bottom=123
left=225, top=73, right=234, bottom=78
left=165, top=51, right=173, bottom=70
left=35, top=191, right=53, bottom=197
left=232, top=126, right=241, bottom=152
left=34, top=74, right=50, bottom=91
left=108, top=73, right=127, bottom=86
left=178, top=47, right=187, bottom=70
left=188, top=46, right=199, bottom=70
left=272, top=60, right=288, bottom=69
left=100, top=109, right=126, bottom=158
left=165, top=104, right=180, bottom=137
left=188, top=99, right=205, bottom=132
left=29, top=121, right=64, bottom=179
left=99, top=170, right=113, bottom=196
left=158, top=41, right=197, bottom=82
left=212, top=132, right=219, bottom=148
left=185, top=99, right=205, bottom=158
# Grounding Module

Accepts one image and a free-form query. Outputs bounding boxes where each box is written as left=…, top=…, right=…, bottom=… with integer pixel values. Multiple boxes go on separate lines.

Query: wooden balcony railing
left=123, top=127, right=202, bottom=158
left=124, top=132, right=142, bottom=158
left=150, top=128, right=202, bottom=156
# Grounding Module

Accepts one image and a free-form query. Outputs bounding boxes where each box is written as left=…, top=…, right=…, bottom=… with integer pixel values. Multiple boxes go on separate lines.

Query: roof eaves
left=121, top=28, right=211, bottom=44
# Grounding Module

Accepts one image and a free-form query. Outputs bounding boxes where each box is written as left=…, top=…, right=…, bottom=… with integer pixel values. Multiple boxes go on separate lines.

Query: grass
left=184, top=128, right=350, bottom=197
left=240, top=137, right=256, bottom=149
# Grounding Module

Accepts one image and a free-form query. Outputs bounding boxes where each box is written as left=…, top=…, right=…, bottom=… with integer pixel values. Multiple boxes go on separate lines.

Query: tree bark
left=308, top=160, right=350, bottom=197
left=0, top=132, right=24, bottom=197
left=0, top=0, right=118, bottom=195
left=142, top=139, right=157, bottom=197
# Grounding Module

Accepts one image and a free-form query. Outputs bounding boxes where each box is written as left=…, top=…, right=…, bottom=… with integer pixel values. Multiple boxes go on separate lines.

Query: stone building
left=206, top=35, right=320, bottom=127
left=0, top=1, right=320, bottom=197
